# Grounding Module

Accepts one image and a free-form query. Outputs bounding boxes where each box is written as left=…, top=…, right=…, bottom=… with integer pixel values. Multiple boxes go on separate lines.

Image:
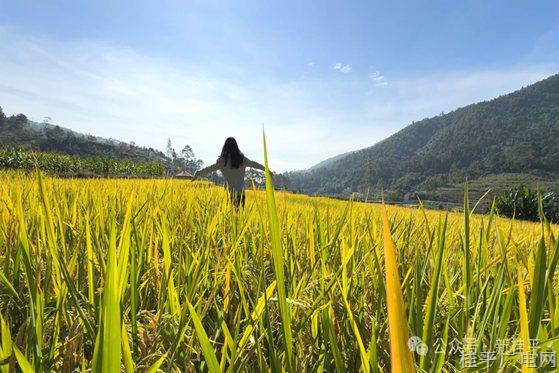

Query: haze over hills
left=285, top=73, right=559, bottom=201
left=308, top=151, right=355, bottom=171
left=0, top=109, right=168, bottom=163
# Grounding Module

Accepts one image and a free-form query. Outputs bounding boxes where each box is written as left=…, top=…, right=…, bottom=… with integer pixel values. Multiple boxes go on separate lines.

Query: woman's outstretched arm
left=193, top=159, right=221, bottom=179
left=244, top=158, right=266, bottom=171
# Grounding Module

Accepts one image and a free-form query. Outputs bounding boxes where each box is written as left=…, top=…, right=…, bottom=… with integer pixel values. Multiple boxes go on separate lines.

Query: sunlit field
left=0, top=169, right=558, bottom=372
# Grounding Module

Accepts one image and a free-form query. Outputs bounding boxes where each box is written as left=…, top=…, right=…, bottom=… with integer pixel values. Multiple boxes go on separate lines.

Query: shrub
left=495, top=185, right=559, bottom=222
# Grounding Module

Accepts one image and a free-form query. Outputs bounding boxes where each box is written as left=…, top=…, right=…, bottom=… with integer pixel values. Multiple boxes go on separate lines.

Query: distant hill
left=308, top=150, right=355, bottom=171
left=26, top=120, right=123, bottom=146
left=0, top=109, right=168, bottom=163
left=286, top=73, right=559, bottom=201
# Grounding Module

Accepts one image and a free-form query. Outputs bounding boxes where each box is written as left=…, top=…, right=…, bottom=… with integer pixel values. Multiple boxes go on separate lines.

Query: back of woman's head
left=220, top=137, right=244, bottom=168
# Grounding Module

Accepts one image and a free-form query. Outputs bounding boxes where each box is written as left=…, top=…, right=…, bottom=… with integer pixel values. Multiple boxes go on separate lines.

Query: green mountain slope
left=308, top=150, right=355, bottom=171
left=0, top=109, right=168, bottom=163
left=286, top=73, right=559, bottom=199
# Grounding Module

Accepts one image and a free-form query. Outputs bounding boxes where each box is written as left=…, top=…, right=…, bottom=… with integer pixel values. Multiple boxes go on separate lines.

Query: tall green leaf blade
left=262, top=130, right=293, bottom=369
left=186, top=299, right=220, bottom=373
left=93, top=223, right=121, bottom=373
left=528, top=237, right=546, bottom=338
left=420, top=214, right=447, bottom=370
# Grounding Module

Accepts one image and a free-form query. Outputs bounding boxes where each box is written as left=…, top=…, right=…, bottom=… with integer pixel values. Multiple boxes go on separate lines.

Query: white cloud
left=307, top=62, right=315, bottom=67
left=369, top=71, right=384, bottom=81
left=369, top=70, right=388, bottom=86
left=333, top=63, right=352, bottom=73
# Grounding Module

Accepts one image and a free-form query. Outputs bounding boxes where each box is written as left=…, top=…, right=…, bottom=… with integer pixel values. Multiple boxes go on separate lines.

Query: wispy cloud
left=369, top=71, right=388, bottom=86
left=369, top=71, right=384, bottom=81
left=333, top=63, right=352, bottom=73
left=363, top=66, right=557, bottom=123
left=307, top=62, right=315, bottom=67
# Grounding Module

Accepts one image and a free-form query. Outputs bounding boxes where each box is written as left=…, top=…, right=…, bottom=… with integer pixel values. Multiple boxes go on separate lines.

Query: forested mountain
left=0, top=108, right=209, bottom=175
left=308, top=150, right=355, bottom=170
left=0, top=109, right=168, bottom=163
left=285, top=74, right=559, bottom=200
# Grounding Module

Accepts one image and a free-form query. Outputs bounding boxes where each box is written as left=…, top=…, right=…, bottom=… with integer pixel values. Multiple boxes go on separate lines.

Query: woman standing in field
left=193, top=137, right=267, bottom=207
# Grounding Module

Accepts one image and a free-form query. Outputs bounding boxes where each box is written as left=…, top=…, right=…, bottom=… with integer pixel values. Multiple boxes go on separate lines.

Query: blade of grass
left=381, top=203, right=416, bottom=372
left=528, top=237, right=546, bottom=338
left=92, top=223, right=121, bottom=373
left=262, top=129, right=293, bottom=370
left=186, top=298, right=221, bottom=373
left=517, top=267, right=533, bottom=373
left=13, top=345, right=34, bottom=373
left=419, top=214, right=447, bottom=371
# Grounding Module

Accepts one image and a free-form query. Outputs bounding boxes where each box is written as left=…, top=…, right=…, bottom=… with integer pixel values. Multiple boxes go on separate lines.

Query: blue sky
left=1, top=1, right=558, bottom=170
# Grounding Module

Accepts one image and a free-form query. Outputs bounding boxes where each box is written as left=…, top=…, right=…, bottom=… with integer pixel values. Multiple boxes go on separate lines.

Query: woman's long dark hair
left=220, top=137, right=244, bottom=168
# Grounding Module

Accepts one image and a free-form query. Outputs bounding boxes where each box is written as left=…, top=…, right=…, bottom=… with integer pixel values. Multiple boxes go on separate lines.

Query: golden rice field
left=0, top=168, right=558, bottom=372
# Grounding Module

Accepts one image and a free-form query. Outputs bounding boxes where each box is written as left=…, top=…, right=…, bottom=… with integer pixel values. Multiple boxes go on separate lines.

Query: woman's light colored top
left=194, top=156, right=265, bottom=193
